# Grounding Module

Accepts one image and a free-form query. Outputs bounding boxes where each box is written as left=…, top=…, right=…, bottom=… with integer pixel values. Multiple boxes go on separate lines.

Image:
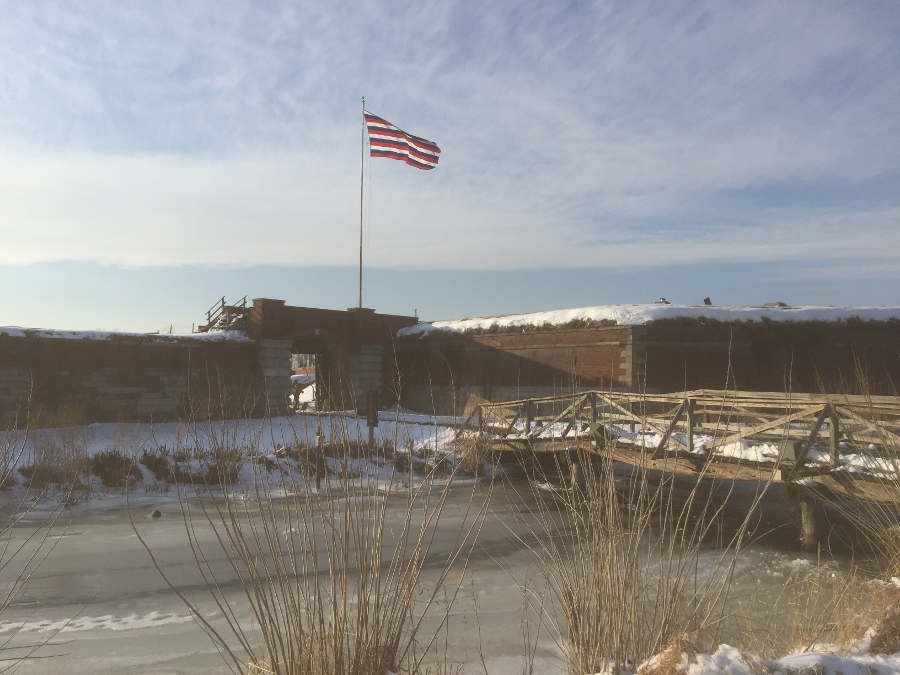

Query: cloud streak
left=1, top=1, right=899, bottom=273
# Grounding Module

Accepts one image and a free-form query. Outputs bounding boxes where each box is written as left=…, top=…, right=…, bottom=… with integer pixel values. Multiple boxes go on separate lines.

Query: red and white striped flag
left=364, top=111, right=441, bottom=170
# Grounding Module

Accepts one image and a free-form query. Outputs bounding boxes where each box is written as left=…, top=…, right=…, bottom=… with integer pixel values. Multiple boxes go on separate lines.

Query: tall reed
left=0, top=402, right=71, bottom=670
left=132, top=410, right=491, bottom=675
left=501, top=397, right=778, bottom=674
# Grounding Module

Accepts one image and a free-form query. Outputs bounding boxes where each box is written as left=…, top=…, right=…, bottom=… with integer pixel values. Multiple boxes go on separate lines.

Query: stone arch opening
left=291, top=333, right=340, bottom=411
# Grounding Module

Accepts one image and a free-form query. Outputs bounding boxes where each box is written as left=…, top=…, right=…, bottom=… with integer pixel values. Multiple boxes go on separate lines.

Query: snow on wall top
left=397, top=304, right=900, bottom=337
left=0, top=326, right=253, bottom=343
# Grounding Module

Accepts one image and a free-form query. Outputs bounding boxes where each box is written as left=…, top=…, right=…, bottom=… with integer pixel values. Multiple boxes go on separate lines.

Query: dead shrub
left=139, top=445, right=244, bottom=486
left=91, top=450, right=142, bottom=488
left=20, top=425, right=89, bottom=489
left=870, top=602, right=900, bottom=655
left=638, top=634, right=703, bottom=675
left=139, top=448, right=172, bottom=482
left=131, top=412, right=493, bottom=675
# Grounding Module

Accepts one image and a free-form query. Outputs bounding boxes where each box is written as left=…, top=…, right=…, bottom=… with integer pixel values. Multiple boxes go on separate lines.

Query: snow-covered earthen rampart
left=0, top=326, right=251, bottom=342
left=398, top=304, right=900, bottom=338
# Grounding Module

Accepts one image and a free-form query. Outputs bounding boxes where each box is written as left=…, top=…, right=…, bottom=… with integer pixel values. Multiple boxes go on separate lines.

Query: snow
left=0, top=326, right=251, bottom=342
left=0, top=413, right=469, bottom=507
left=0, top=611, right=194, bottom=635
left=490, top=420, right=900, bottom=478
left=658, top=642, right=900, bottom=675
left=398, top=303, right=900, bottom=337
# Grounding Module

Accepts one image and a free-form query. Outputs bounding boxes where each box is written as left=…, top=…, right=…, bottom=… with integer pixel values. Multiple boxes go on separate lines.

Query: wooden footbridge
left=454, top=389, right=900, bottom=509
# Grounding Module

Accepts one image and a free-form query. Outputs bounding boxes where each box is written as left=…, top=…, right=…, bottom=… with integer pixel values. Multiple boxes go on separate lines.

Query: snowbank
left=0, top=326, right=251, bottom=342
left=398, top=304, right=900, bottom=337
left=0, top=413, right=468, bottom=509
left=641, top=642, right=900, bottom=675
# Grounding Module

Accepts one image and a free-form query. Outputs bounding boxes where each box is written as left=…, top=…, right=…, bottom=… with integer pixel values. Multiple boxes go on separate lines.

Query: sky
left=2, top=1, right=899, bottom=331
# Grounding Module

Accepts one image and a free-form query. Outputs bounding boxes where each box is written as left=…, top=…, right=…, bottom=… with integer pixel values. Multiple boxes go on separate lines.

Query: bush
left=139, top=448, right=172, bottom=482
left=139, top=445, right=244, bottom=486
left=18, top=463, right=74, bottom=488
left=90, top=450, right=142, bottom=488
left=21, top=427, right=89, bottom=489
left=131, top=416, right=490, bottom=675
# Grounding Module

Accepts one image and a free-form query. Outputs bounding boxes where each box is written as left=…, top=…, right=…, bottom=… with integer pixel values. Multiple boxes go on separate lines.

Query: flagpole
left=359, top=95, right=365, bottom=309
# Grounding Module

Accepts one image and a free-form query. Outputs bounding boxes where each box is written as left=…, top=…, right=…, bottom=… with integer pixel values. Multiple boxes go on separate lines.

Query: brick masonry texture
left=5, top=308, right=900, bottom=424
left=396, top=320, right=900, bottom=414
left=0, top=333, right=264, bottom=426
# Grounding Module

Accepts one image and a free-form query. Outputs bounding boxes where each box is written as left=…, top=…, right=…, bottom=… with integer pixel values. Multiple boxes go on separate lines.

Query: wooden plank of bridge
left=829, top=406, right=840, bottom=466
left=528, top=395, right=585, bottom=439
left=713, top=405, right=823, bottom=448
left=596, top=394, right=689, bottom=451
left=836, top=406, right=900, bottom=447
left=652, top=400, right=685, bottom=459
left=793, top=405, right=831, bottom=469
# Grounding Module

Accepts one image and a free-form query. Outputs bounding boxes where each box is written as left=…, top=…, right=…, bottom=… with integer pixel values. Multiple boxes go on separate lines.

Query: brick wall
left=395, top=320, right=900, bottom=414
left=636, top=319, right=900, bottom=394
left=0, top=333, right=264, bottom=426
left=396, top=326, right=635, bottom=414
left=244, top=298, right=417, bottom=409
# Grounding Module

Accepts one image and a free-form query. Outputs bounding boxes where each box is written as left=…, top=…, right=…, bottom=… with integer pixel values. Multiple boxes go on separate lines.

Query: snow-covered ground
left=0, top=412, right=471, bottom=511
left=645, top=642, right=900, bottom=675
left=399, top=303, right=900, bottom=337
left=1, top=415, right=899, bottom=673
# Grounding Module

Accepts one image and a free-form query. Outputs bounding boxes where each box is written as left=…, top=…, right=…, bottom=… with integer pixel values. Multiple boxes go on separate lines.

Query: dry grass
left=19, top=424, right=90, bottom=492
left=0, top=401, right=72, bottom=670
left=637, top=634, right=703, bottom=675
left=489, top=391, right=781, bottom=674
left=513, top=453, right=749, bottom=673
left=131, top=412, right=492, bottom=675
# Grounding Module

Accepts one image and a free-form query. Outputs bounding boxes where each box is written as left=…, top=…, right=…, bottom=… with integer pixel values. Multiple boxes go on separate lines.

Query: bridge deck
left=455, top=389, right=900, bottom=505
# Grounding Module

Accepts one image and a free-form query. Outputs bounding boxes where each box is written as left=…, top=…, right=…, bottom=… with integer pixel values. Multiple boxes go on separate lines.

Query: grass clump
left=90, top=450, right=142, bottom=488
left=19, top=426, right=89, bottom=491
left=132, top=413, right=491, bottom=675
left=507, top=431, right=773, bottom=673
left=138, top=444, right=244, bottom=486
left=139, top=448, right=172, bottom=482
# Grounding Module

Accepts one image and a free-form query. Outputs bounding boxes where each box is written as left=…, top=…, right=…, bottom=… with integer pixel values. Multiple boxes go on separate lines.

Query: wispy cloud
left=1, top=1, right=899, bottom=272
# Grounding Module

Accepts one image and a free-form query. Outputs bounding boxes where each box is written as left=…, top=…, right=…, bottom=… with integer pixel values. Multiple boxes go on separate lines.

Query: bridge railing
left=454, top=389, right=900, bottom=476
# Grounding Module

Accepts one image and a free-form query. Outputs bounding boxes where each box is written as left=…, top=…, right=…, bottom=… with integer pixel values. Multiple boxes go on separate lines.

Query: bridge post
left=786, top=481, right=820, bottom=551
left=569, top=448, right=586, bottom=494
left=829, top=406, right=841, bottom=467
left=686, top=398, right=695, bottom=455
left=800, top=500, right=818, bottom=551
left=315, top=426, right=325, bottom=491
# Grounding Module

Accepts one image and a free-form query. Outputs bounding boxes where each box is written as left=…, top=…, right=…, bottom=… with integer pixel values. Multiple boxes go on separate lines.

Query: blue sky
left=2, top=2, right=899, bottom=331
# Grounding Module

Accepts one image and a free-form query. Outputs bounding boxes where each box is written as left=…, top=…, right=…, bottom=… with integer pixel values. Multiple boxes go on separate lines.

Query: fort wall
left=396, top=319, right=900, bottom=415
left=0, top=331, right=263, bottom=426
